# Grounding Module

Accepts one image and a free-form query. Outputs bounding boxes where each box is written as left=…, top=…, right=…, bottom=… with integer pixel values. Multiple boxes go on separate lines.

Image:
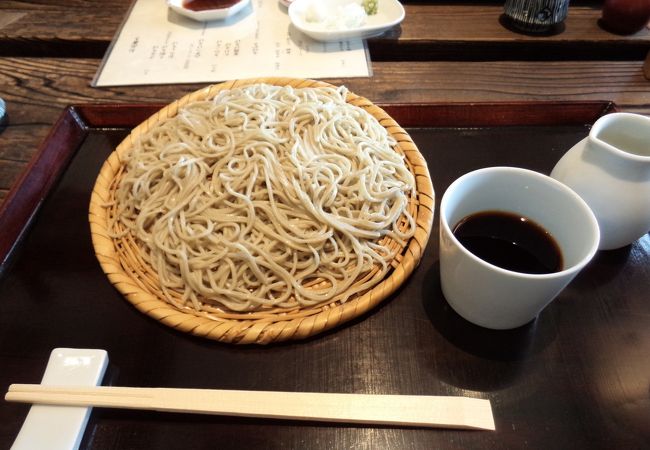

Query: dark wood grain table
left=1, top=1, right=649, bottom=449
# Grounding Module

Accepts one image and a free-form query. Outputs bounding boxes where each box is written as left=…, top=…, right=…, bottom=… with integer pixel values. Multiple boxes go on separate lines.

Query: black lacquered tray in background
left=1, top=101, right=648, bottom=449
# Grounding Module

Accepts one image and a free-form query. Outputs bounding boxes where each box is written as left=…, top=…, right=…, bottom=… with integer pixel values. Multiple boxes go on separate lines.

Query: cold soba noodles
left=109, top=84, right=416, bottom=313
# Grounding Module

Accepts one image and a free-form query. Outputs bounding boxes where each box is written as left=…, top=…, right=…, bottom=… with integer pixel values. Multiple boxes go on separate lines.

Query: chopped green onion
left=363, top=0, right=378, bottom=15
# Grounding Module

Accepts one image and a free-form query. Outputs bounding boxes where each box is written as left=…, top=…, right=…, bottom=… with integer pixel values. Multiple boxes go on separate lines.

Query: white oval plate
left=289, top=0, right=405, bottom=42
left=167, top=0, right=251, bottom=22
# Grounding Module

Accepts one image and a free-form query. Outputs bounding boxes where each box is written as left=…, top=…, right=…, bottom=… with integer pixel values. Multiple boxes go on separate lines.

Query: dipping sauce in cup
left=452, top=210, right=563, bottom=275
left=439, top=167, right=600, bottom=330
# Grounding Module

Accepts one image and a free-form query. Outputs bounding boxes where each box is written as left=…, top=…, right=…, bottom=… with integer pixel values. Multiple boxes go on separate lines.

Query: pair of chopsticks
left=5, top=384, right=495, bottom=430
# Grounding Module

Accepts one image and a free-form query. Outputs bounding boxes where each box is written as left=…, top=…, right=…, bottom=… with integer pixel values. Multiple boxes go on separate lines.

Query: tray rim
left=0, top=99, right=618, bottom=274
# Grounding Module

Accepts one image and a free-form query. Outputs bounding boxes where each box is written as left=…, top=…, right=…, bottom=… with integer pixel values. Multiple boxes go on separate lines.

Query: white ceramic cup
left=439, top=167, right=600, bottom=330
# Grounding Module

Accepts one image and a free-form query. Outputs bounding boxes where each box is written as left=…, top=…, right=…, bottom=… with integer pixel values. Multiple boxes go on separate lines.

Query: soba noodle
left=109, top=84, right=416, bottom=312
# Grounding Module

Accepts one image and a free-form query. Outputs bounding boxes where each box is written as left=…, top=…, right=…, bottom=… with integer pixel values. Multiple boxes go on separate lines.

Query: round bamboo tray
left=89, top=78, right=434, bottom=344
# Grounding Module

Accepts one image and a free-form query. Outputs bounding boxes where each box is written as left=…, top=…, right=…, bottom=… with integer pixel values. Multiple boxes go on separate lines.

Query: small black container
left=503, top=0, right=570, bottom=33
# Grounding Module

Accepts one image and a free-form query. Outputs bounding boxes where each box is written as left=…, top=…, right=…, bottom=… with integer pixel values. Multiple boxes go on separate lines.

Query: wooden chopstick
left=5, top=384, right=495, bottom=430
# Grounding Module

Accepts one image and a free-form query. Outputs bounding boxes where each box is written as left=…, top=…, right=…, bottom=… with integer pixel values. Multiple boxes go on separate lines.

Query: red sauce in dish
left=182, top=0, right=242, bottom=11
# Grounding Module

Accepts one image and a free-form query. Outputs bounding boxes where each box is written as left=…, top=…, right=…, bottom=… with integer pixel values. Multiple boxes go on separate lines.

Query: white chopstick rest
left=10, top=349, right=108, bottom=450
left=6, top=384, right=495, bottom=431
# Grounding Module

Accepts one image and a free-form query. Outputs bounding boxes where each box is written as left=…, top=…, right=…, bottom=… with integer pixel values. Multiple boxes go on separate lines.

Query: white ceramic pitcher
left=551, top=112, right=650, bottom=250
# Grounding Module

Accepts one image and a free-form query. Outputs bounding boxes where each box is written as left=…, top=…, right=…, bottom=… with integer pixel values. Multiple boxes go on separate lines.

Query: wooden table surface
left=0, top=1, right=649, bottom=448
left=1, top=0, right=650, bottom=204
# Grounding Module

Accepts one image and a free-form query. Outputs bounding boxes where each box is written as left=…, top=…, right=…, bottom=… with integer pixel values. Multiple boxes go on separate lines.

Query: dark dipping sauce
left=453, top=211, right=563, bottom=274
left=182, top=0, right=242, bottom=11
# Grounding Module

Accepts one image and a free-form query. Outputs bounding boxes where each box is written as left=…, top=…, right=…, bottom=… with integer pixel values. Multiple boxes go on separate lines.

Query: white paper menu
left=93, top=0, right=371, bottom=86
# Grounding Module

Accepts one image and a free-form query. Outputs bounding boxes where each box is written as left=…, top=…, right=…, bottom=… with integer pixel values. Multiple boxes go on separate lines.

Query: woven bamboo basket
left=89, top=78, right=434, bottom=344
